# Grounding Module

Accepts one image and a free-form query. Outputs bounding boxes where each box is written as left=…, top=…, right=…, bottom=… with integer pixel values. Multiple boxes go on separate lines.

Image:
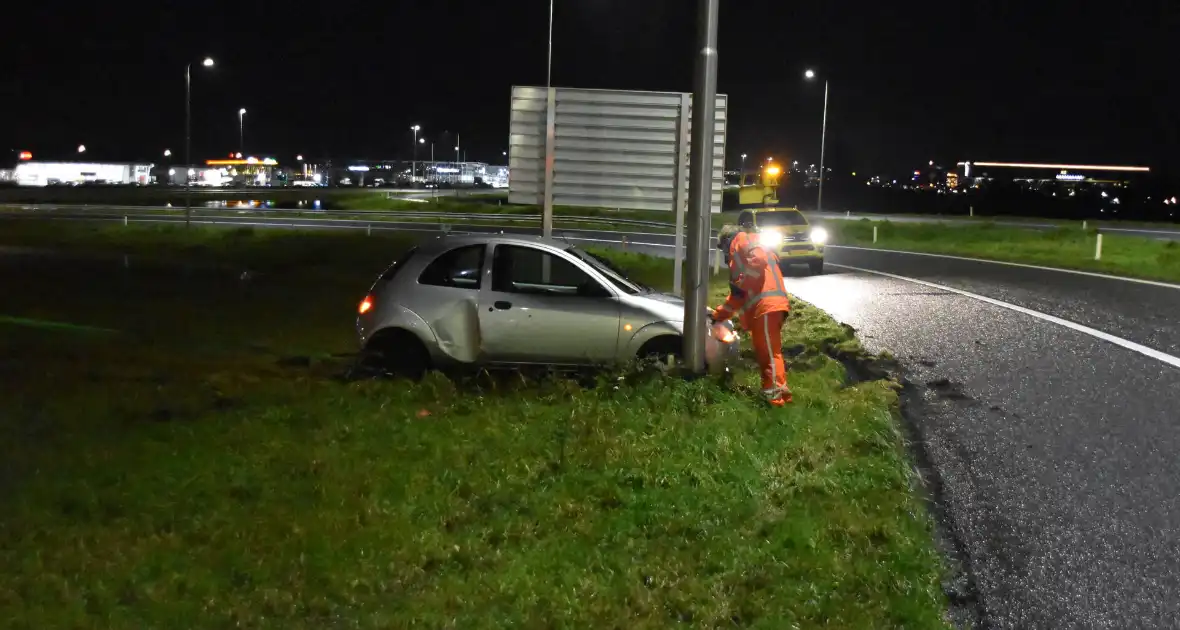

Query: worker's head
left=729, top=230, right=752, bottom=257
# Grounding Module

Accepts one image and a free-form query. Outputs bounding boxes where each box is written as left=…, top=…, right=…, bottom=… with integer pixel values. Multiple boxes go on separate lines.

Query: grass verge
left=827, top=219, right=1180, bottom=284
left=0, top=222, right=948, bottom=628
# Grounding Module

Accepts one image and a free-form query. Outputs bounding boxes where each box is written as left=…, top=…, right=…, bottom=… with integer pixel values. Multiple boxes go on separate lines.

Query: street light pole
left=410, top=125, right=420, bottom=182
left=818, top=79, right=829, bottom=213
left=740, top=153, right=747, bottom=172
left=238, top=108, right=247, bottom=155
left=682, top=0, right=719, bottom=374
left=185, top=57, right=214, bottom=227
left=547, top=0, right=555, bottom=87
left=805, top=69, right=829, bottom=213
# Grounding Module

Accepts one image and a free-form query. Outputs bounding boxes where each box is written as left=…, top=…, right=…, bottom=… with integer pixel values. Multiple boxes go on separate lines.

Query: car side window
left=742, top=173, right=758, bottom=186
left=738, top=211, right=754, bottom=228
left=418, top=244, right=485, bottom=290
left=492, top=245, right=608, bottom=297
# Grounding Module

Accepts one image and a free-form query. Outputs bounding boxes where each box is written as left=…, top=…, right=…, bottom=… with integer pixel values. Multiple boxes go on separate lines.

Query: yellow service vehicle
left=719, top=162, right=827, bottom=274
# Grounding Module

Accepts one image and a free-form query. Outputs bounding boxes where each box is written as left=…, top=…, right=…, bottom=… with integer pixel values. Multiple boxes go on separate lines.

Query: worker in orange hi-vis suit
left=711, top=230, right=792, bottom=406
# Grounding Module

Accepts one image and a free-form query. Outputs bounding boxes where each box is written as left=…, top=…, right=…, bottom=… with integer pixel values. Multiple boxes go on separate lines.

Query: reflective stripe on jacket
left=714, top=231, right=790, bottom=325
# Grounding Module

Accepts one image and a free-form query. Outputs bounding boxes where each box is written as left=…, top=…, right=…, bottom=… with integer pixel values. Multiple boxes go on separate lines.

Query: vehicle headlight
left=810, top=227, right=829, bottom=245
left=758, top=229, right=783, bottom=248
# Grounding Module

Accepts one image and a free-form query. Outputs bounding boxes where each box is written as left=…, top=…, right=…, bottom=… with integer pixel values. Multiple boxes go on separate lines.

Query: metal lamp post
left=410, top=125, right=421, bottom=182
left=185, top=57, right=214, bottom=227
left=238, top=108, right=247, bottom=155
left=682, top=0, right=720, bottom=373
left=804, top=69, right=829, bottom=213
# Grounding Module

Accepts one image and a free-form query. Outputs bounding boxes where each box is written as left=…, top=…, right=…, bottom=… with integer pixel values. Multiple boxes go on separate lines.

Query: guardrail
left=0, top=203, right=680, bottom=230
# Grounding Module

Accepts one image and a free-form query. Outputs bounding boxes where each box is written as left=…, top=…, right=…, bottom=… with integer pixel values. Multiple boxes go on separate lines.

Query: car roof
left=751, top=206, right=802, bottom=214
left=414, top=232, right=573, bottom=256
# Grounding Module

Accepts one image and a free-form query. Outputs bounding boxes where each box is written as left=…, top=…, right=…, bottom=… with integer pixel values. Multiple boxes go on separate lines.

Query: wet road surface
left=788, top=256, right=1180, bottom=629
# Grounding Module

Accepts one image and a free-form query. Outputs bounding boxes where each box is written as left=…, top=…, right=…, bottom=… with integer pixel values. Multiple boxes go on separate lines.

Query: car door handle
left=493, top=301, right=513, bottom=310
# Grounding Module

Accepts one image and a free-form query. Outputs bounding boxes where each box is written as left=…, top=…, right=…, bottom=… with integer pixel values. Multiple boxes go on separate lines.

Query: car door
left=411, top=243, right=487, bottom=363
left=478, top=244, right=621, bottom=364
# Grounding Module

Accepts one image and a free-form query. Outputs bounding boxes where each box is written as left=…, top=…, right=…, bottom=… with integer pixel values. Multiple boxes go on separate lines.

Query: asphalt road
left=789, top=249, right=1180, bottom=629
left=7, top=209, right=1180, bottom=626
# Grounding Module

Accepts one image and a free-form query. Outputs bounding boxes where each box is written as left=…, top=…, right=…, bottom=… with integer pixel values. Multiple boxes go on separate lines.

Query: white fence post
left=1082, top=220, right=1088, bottom=230
left=873, top=225, right=878, bottom=244
left=846, top=210, right=850, bottom=218
left=713, top=247, right=721, bottom=275
left=1095, top=234, right=1103, bottom=261
left=123, top=215, right=128, bottom=227
left=969, top=205, right=974, bottom=217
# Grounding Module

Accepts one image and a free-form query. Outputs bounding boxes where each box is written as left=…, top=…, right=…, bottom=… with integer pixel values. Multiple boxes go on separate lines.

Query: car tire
left=363, top=330, right=430, bottom=380
left=808, top=260, right=824, bottom=275
left=637, top=336, right=682, bottom=364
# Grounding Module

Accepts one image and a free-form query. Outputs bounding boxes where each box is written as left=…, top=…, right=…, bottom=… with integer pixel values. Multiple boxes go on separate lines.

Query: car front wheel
left=808, top=260, right=824, bottom=275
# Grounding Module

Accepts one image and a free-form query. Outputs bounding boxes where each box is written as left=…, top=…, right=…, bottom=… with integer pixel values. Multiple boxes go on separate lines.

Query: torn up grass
left=0, top=223, right=948, bottom=628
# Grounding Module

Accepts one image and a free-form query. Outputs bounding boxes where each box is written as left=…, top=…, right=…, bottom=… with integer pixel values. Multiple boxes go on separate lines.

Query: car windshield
left=756, top=211, right=808, bottom=227
left=566, top=247, right=644, bottom=295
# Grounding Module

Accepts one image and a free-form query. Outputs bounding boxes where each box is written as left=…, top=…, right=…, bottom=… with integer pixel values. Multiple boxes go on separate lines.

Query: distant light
left=767, top=156, right=774, bottom=162
left=18, top=151, right=32, bottom=160
left=454, top=146, right=459, bottom=150
left=892, top=180, right=897, bottom=184
left=77, top=144, right=86, bottom=153
left=239, top=108, right=247, bottom=115
left=502, top=151, right=507, bottom=156
left=1056, top=173, right=1085, bottom=181
left=972, top=161, right=1150, bottom=173
left=1112, top=197, right=1120, bottom=205
left=852, top=171, right=857, bottom=176
left=296, top=154, right=304, bottom=161
left=929, top=160, right=934, bottom=166
left=168, top=168, right=175, bottom=176
left=804, top=69, right=816, bottom=79
left=1101, top=191, right=1109, bottom=198
left=765, top=166, right=781, bottom=176
left=201, top=57, right=214, bottom=67
left=913, top=170, right=920, bottom=175
left=420, top=138, right=426, bottom=144
left=1173, top=196, right=1178, bottom=204
left=348, top=165, right=370, bottom=172
left=163, top=149, right=172, bottom=157
left=187, top=168, right=196, bottom=175
left=411, top=125, right=421, bottom=131
left=741, top=153, right=747, bottom=159
left=235, top=152, right=243, bottom=159
left=312, top=173, right=323, bottom=183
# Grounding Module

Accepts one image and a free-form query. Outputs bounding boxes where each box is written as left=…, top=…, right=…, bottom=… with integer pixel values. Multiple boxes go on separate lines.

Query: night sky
left=1, top=1, right=1177, bottom=179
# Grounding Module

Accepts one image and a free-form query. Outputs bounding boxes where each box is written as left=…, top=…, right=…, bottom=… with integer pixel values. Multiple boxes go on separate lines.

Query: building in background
left=14, top=161, right=153, bottom=186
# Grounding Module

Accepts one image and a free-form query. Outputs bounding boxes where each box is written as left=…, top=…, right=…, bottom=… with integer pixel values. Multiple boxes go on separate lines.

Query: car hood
left=625, top=291, right=687, bottom=323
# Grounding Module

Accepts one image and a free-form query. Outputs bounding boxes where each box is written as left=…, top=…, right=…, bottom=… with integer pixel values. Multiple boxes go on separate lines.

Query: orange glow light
left=358, top=296, right=373, bottom=314
left=18, top=151, right=32, bottom=160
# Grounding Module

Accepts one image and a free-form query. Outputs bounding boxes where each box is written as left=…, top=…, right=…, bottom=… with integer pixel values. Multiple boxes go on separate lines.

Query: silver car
left=356, top=234, right=691, bottom=376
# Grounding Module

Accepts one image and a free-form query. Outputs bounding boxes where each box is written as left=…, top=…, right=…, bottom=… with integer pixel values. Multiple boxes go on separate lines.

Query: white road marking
left=830, top=263, right=1180, bottom=370
left=827, top=245, right=1180, bottom=291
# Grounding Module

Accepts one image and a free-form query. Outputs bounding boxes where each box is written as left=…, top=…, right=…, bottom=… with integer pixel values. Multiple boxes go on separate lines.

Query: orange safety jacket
left=713, top=231, right=790, bottom=327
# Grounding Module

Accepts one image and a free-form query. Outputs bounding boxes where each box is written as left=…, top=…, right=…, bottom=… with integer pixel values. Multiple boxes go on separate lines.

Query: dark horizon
left=1, top=1, right=1176, bottom=181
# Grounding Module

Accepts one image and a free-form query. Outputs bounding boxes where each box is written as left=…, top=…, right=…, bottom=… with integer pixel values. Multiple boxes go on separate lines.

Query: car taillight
left=358, top=295, right=373, bottom=315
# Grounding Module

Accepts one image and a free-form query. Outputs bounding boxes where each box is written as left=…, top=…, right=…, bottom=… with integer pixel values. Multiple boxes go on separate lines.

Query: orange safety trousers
left=750, top=310, right=790, bottom=405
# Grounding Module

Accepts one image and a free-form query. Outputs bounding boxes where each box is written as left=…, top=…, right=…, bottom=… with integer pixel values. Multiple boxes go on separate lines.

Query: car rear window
left=756, top=211, right=808, bottom=227
left=378, top=247, right=418, bottom=282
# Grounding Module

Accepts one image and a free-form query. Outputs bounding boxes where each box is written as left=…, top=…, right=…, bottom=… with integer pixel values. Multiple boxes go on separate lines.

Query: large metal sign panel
left=508, top=86, right=727, bottom=213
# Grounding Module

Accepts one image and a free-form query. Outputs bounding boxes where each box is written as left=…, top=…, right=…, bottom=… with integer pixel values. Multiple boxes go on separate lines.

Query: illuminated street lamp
left=238, top=108, right=247, bottom=154
left=740, top=153, right=747, bottom=171
left=164, top=148, right=172, bottom=157
left=296, top=154, right=304, bottom=161
left=411, top=125, right=421, bottom=180
left=77, top=144, right=86, bottom=154
left=804, top=69, right=829, bottom=212
left=186, top=56, right=215, bottom=227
